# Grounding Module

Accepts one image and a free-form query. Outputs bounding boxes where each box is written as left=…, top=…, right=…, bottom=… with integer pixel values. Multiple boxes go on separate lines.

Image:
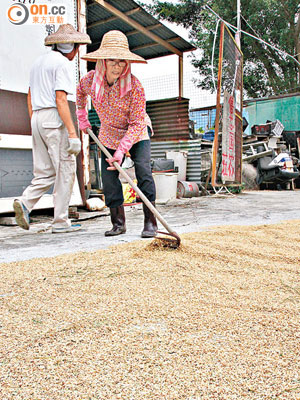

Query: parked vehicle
left=256, top=145, right=299, bottom=185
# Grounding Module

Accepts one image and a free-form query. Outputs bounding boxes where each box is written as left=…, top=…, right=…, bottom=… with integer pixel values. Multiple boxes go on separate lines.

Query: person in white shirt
left=13, top=24, right=91, bottom=233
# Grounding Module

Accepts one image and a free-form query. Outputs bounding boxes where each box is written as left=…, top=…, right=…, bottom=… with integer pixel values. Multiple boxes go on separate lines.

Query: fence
left=139, top=71, right=216, bottom=110
left=190, top=106, right=216, bottom=134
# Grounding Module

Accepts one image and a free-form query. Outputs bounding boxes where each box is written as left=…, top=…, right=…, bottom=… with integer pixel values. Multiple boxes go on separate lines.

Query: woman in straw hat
left=13, top=24, right=91, bottom=234
left=77, top=30, right=157, bottom=238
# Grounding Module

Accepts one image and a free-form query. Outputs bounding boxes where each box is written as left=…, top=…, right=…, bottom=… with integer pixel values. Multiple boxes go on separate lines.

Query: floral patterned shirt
left=76, top=70, right=149, bottom=150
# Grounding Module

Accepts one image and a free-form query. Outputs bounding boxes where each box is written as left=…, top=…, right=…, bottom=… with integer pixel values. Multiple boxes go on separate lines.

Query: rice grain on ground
left=0, top=221, right=299, bottom=399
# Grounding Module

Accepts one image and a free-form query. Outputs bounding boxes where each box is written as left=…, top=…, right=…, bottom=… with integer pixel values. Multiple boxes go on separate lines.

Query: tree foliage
left=142, top=0, right=300, bottom=98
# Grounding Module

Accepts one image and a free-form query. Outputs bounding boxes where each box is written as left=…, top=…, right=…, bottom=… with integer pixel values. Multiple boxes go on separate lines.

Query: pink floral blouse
left=76, top=70, right=149, bottom=150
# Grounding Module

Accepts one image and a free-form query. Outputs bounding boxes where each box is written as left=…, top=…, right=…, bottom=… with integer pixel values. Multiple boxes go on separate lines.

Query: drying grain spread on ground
left=0, top=221, right=299, bottom=400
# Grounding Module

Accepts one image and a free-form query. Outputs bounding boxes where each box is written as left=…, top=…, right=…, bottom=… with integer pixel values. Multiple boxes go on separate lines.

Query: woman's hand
left=76, top=108, right=91, bottom=134
left=106, top=136, right=133, bottom=170
left=106, top=149, right=124, bottom=170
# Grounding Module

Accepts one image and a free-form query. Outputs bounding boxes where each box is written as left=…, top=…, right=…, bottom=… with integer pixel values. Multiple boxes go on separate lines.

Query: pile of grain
left=0, top=221, right=299, bottom=399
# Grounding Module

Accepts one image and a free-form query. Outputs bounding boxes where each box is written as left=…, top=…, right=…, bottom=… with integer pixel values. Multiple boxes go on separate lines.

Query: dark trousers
left=101, top=139, right=156, bottom=208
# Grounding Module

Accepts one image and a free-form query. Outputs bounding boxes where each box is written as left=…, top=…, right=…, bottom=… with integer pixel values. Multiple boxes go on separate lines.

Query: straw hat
left=81, top=30, right=147, bottom=63
left=45, top=24, right=91, bottom=46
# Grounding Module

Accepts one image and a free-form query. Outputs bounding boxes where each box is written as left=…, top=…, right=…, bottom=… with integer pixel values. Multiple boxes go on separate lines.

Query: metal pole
left=178, top=55, right=183, bottom=99
left=235, top=0, right=241, bottom=48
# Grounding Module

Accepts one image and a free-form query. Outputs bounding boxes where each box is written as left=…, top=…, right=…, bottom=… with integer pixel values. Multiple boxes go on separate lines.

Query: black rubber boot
left=141, top=201, right=158, bottom=238
left=105, top=205, right=126, bottom=236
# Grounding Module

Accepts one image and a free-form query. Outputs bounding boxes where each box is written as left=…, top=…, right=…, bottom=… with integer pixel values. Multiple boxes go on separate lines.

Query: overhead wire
left=240, top=13, right=260, bottom=38
left=204, top=4, right=300, bottom=68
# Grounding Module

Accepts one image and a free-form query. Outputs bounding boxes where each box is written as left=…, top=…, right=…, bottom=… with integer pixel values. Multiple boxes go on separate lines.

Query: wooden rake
left=87, top=128, right=181, bottom=249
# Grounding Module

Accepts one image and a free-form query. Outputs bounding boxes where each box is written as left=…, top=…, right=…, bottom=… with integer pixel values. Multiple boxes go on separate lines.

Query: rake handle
left=87, top=128, right=178, bottom=236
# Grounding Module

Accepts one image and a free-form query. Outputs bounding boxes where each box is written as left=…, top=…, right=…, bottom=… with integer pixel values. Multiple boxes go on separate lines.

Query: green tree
left=143, top=0, right=300, bottom=98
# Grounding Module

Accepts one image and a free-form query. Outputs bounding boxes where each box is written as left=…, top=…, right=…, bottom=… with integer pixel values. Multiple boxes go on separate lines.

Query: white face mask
left=55, top=43, right=75, bottom=54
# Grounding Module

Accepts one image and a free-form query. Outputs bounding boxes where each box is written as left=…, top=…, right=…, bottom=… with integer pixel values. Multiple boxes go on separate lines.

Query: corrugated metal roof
left=86, top=0, right=196, bottom=60
left=244, top=92, right=300, bottom=105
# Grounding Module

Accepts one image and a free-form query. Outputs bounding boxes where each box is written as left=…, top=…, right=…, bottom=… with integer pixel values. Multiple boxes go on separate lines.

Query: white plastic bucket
left=153, top=172, right=178, bottom=202
left=166, top=151, right=188, bottom=181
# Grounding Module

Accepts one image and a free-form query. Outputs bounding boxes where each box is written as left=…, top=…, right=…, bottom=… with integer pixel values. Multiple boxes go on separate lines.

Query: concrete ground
left=1, top=190, right=299, bottom=264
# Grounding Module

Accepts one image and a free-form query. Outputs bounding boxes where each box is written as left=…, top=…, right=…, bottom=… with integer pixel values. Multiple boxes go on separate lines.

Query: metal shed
left=83, top=0, right=196, bottom=97
left=82, top=0, right=196, bottom=145
left=243, top=93, right=300, bottom=135
left=0, top=0, right=195, bottom=213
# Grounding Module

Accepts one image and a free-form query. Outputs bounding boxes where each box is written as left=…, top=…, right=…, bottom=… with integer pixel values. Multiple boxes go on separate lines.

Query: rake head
left=155, top=231, right=181, bottom=249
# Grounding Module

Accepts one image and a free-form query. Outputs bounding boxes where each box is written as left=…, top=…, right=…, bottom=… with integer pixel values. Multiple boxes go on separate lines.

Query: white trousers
left=21, top=108, right=76, bottom=228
